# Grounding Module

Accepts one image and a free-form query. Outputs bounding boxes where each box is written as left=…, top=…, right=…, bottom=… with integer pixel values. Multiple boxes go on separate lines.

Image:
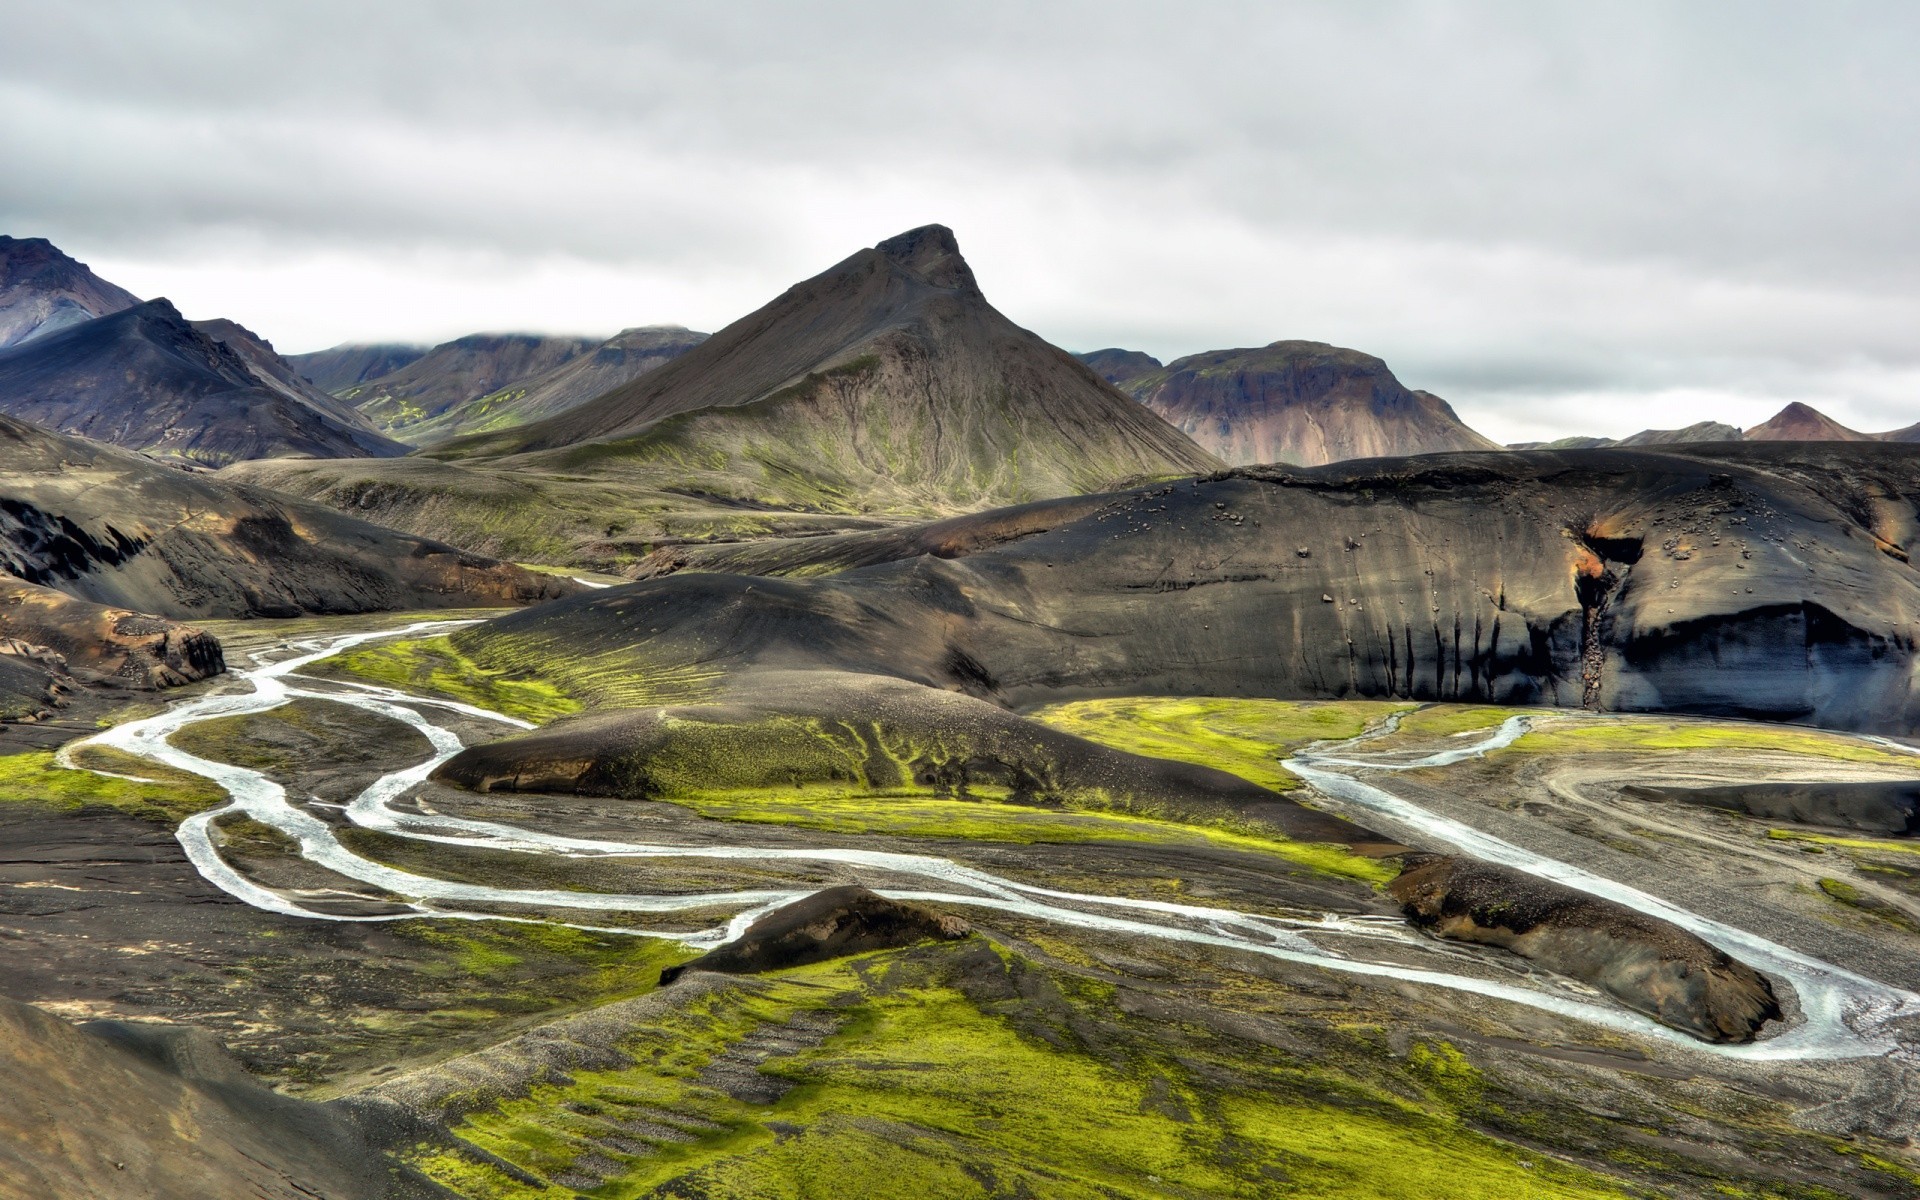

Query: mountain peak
left=872, top=224, right=976, bottom=291
left=1745, top=402, right=1872, bottom=442
left=0, top=236, right=143, bottom=349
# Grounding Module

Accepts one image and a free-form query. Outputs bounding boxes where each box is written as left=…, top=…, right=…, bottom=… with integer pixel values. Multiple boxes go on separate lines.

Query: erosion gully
left=61, top=621, right=1920, bottom=1063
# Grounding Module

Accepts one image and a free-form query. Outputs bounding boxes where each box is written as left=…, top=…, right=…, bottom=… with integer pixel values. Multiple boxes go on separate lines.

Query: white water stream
left=62, top=622, right=1920, bottom=1062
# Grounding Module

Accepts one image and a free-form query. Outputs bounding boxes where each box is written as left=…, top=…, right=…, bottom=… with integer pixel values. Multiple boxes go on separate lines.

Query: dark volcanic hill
left=0, top=299, right=406, bottom=465
left=1118, top=340, right=1504, bottom=467
left=1744, top=402, right=1873, bottom=442
left=442, top=441, right=1920, bottom=740
left=288, top=342, right=429, bottom=393
left=0, top=236, right=142, bottom=349
left=1509, top=422, right=1746, bottom=450
left=225, top=226, right=1222, bottom=566
left=191, top=317, right=395, bottom=439
left=1076, top=347, right=1162, bottom=388
left=344, top=332, right=597, bottom=441
left=389, top=325, right=710, bottom=445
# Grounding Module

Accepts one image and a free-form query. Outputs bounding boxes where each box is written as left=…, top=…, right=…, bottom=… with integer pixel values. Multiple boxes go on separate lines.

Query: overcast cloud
left=4, top=1, right=1918, bottom=441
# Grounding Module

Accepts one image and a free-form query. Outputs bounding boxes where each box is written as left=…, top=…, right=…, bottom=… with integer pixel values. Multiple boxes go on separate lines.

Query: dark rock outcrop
left=0, top=298, right=406, bottom=464
left=1389, top=855, right=1782, bottom=1043
left=1623, top=780, right=1920, bottom=836
left=658, top=885, right=971, bottom=984
left=1114, top=340, right=1503, bottom=466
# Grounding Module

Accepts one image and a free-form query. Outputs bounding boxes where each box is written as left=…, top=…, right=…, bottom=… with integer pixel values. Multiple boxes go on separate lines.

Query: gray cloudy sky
left=4, top=0, right=1918, bottom=442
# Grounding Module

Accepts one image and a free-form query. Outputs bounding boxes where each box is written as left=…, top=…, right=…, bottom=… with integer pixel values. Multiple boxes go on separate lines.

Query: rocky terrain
left=1108, top=340, right=1503, bottom=467
left=339, top=331, right=597, bottom=441
left=0, top=235, right=141, bottom=349
left=0, top=299, right=406, bottom=464
left=223, top=227, right=1222, bottom=567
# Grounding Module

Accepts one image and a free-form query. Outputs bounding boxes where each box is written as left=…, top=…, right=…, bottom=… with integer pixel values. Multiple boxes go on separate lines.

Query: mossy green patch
left=1032, top=696, right=1409, bottom=791
left=310, top=635, right=583, bottom=724
left=413, top=951, right=1627, bottom=1199
left=1386, top=705, right=1532, bottom=742
left=1768, top=828, right=1920, bottom=857
left=0, top=746, right=225, bottom=822
left=1510, top=718, right=1917, bottom=767
left=671, top=788, right=1395, bottom=885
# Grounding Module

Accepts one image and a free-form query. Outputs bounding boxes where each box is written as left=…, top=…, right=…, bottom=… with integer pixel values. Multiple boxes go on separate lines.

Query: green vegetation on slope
left=412, top=946, right=1628, bottom=1200
left=671, top=788, right=1394, bottom=885
left=0, top=746, right=224, bottom=821
left=310, top=635, right=583, bottom=724
left=1032, top=697, right=1409, bottom=791
left=1508, top=717, right=1920, bottom=766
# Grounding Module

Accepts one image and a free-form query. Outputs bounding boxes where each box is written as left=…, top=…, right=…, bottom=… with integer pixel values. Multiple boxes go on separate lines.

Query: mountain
left=0, top=299, right=407, bottom=465
left=0, top=236, right=143, bottom=349
left=1744, top=401, right=1874, bottom=442
left=1509, top=421, right=1747, bottom=450
left=226, top=225, right=1222, bottom=567
left=1115, top=340, right=1504, bottom=467
left=1076, top=347, right=1162, bottom=388
left=384, top=325, right=709, bottom=445
left=190, top=317, right=395, bottom=439
left=287, top=342, right=429, bottom=393
left=342, top=332, right=597, bottom=441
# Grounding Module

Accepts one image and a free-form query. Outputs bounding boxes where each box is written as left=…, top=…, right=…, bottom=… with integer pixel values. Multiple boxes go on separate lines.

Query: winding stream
left=63, top=621, right=1920, bottom=1062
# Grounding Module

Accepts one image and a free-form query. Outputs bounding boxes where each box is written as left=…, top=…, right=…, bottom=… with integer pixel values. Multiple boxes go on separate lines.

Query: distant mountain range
left=1510, top=401, right=1911, bottom=449
left=227, top=225, right=1223, bottom=566
left=1080, top=340, right=1502, bottom=466
left=286, top=342, right=429, bottom=392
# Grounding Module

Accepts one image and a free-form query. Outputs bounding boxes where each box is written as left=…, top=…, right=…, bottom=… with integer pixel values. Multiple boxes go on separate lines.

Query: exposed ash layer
left=1624, top=780, right=1920, bottom=836
left=456, top=441, right=1920, bottom=735
left=658, top=885, right=971, bottom=984
left=1389, top=855, right=1783, bottom=1043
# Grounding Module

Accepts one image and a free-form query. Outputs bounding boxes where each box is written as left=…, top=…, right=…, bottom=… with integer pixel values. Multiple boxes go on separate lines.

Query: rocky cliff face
left=447, top=441, right=1920, bottom=735
left=0, top=235, right=142, bottom=349
left=0, top=299, right=406, bottom=464
left=1118, top=340, right=1503, bottom=467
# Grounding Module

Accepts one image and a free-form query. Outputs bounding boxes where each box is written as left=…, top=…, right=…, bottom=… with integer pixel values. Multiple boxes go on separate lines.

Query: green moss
left=1817, top=877, right=1863, bottom=905
left=1386, top=705, right=1531, bottom=742
left=309, top=635, right=583, bottom=723
left=1511, top=719, right=1917, bottom=766
left=413, top=952, right=1627, bottom=1199
left=1032, top=696, right=1409, bottom=792
left=0, top=746, right=225, bottom=822
left=1769, top=828, right=1920, bottom=857
left=669, top=788, right=1395, bottom=884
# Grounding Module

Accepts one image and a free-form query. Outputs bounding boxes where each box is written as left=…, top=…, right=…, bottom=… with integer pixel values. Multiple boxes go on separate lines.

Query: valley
left=4, top=611, right=1920, bottom=1196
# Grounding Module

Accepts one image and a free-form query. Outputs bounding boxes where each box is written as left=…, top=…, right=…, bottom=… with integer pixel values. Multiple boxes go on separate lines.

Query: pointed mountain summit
left=288, top=342, right=430, bottom=393
left=227, top=225, right=1220, bottom=566
left=383, top=325, right=710, bottom=446
left=0, top=298, right=405, bottom=465
left=0, top=236, right=142, bottom=349
left=1115, top=340, right=1501, bottom=467
left=343, top=332, right=599, bottom=441
left=1744, top=402, right=1873, bottom=442
left=440, top=224, right=1220, bottom=507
